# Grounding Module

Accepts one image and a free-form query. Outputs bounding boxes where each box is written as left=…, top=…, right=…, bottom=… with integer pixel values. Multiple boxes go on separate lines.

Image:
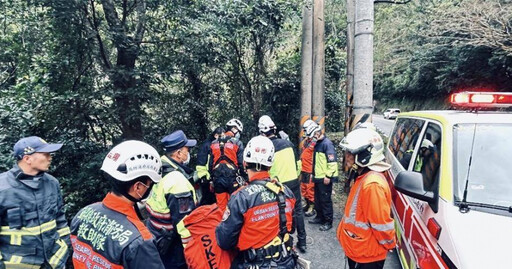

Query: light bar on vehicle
left=450, top=91, right=512, bottom=108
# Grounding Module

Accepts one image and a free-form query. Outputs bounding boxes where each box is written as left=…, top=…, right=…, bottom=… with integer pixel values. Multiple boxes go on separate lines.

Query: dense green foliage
left=0, top=0, right=345, bottom=218
left=374, top=0, right=512, bottom=112
left=2, top=0, right=509, bottom=218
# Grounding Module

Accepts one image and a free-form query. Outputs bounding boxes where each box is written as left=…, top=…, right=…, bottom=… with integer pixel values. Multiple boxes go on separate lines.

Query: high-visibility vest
left=269, top=136, right=300, bottom=184
left=337, top=171, right=396, bottom=263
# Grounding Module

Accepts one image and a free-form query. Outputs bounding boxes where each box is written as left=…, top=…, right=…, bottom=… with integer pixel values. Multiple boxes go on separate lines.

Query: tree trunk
left=100, top=0, right=145, bottom=140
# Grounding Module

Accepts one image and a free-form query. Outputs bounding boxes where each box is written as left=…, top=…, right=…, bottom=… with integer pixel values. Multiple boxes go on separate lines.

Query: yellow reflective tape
left=9, top=255, right=22, bottom=264
left=0, top=220, right=57, bottom=236
left=49, top=239, right=68, bottom=267
left=10, top=234, right=22, bottom=245
left=399, top=249, right=409, bottom=269
left=4, top=262, right=40, bottom=269
left=176, top=219, right=190, bottom=247
left=57, top=227, right=71, bottom=237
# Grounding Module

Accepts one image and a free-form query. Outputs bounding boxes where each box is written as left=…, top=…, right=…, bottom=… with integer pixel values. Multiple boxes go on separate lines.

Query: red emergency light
left=450, top=91, right=512, bottom=108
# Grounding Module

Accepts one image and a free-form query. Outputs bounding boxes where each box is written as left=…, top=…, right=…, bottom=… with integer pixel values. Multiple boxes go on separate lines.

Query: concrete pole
left=312, top=0, right=325, bottom=129
left=300, top=1, right=313, bottom=138
left=345, top=0, right=355, bottom=135
left=343, top=0, right=356, bottom=182
left=351, top=0, right=374, bottom=129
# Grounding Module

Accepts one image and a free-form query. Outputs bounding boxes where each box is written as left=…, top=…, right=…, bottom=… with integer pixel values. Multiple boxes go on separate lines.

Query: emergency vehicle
left=384, top=92, right=512, bottom=268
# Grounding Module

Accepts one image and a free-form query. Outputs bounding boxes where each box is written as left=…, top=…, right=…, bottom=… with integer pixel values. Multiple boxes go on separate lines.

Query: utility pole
left=345, top=0, right=355, bottom=135
left=351, top=0, right=374, bottom=129
left=300, top=1, right=313, bottom=137
left=312, top=0, right=325, bottom=128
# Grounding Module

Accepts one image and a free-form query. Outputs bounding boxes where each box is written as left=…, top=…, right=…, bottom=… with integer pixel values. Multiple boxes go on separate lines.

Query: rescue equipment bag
left=182, top=204, right=236, bottom=269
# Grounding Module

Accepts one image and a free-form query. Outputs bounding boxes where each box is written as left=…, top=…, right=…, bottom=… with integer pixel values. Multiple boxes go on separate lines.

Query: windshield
left=454, top=123, right=512, bottom=207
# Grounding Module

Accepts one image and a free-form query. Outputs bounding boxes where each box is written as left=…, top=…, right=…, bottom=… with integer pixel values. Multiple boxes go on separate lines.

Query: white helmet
left=101, top=140, right=162, bottom=183
left=339, top=128, right=390, bottom=171
left=243, top=136, right=275, bottom=167
left=421, top=139, right=434, bottom=149
left=226, top=118, right=244, bottom=132
left=305, top=123, right=321, bottom=138
left=302, top=119, right=316, bottom=130
left=258, top=115, right=276, bottom=134
left=353, top=121, right=377, bottom=131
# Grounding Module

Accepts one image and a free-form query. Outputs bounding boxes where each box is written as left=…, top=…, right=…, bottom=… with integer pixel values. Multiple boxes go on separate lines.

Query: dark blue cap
left=161, top=130, right=197, bottom=152
left=13, top=136, right=63, bottom=160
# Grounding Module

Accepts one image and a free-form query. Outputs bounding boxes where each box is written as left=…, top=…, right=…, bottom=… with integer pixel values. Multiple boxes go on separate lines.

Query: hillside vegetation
left=0, top=0, right=510, bottom=216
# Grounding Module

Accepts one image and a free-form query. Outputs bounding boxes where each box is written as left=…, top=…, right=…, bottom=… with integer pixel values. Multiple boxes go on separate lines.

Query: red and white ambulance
left=385, top=92, right=512, bottom=268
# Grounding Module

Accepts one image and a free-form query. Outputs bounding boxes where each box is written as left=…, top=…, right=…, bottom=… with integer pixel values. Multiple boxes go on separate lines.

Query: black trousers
left=283, top=180, right=307, bottom=245
left=314, top=180, right=333, bottom=224
left=347, top=257, right=385, bottom=269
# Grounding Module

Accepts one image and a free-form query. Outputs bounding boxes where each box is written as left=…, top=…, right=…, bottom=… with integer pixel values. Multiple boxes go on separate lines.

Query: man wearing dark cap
left=146, top=130, right=198, bottom=269
left=0, top=136, right=70, bottom=269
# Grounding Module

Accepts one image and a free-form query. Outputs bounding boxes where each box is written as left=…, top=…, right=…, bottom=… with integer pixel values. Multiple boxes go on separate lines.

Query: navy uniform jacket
left=0, top=165, right=70, bottom=269
left=71, top=192, right=165, bottom=269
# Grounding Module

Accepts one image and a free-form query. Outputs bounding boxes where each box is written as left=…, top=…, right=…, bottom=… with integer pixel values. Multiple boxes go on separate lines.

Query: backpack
left=182, top=205, right=236, bottom=269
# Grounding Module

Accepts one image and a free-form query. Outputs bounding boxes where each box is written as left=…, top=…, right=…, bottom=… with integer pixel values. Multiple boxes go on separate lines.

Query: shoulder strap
left=213, top=138, right=237, bottom=168
left=253, top=180, right=288, bottom=238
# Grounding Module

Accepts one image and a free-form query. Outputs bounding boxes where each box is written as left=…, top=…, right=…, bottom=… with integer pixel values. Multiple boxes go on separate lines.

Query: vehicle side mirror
left=394, top=171, right=435, bottom=204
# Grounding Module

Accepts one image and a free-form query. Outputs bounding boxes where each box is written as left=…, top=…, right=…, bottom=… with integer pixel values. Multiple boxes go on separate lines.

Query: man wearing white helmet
left=216, top=136, right=297, bottom=268
left=305, top=123, right=339, bottom=232
left=258, top=115, right=307, bottom=253
left=70, top=141, right=165, bottom=269
left=337, top=129, right=396, bottom=269
left=207, top=118, right=245, bottom=211
left=300, top=119, right=318, bottom=218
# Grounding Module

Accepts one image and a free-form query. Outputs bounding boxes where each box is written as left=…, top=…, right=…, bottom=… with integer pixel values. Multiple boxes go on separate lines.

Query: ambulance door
left=386, top=117, right=425, bottom=268
left=407, top=122, right=446, bottom=268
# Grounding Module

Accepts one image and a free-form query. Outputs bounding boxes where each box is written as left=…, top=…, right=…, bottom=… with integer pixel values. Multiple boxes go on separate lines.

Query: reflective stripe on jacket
left=312, top=136, right=339, bottom=181
left=337, top=171, right=396, bottom=263
left=0, top=165, right=70, bottom=269
left=146, top=171, right=197, bottom=237
left=215, top=172, right=295, bottom=251
left=195, top=139, right=212, bottom=180
left=269, top=136, right=300, bottom=184
left=71, top=193, right=165, bottom=269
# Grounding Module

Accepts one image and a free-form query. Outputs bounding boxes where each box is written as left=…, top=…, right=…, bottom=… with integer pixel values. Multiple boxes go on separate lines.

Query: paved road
left=292, top=119, right=402, bottom=268
left=373, top=114, right=395, bottom=137
left=294, top=182, right=402, bottom=269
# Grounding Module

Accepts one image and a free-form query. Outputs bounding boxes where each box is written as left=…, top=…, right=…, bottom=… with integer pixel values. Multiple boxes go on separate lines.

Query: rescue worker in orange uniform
left=196, top=127, right=225, bottom=205
left=337, top=128, right=396, bottom=269
left=70, top=141, right=165, bottom=269
left=258, top=115, right=307, bottom=253
left=216, top=136, right=297, bottom=269
left=300, top=119, right=317, bottom=217
left=208, top=118, right=245, bottom=211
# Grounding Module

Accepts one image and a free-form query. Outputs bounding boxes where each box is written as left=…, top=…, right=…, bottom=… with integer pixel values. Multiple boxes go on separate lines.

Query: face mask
left=183, top=152, right=191, bottom=165
left=136, top=182, right=152, bottom=201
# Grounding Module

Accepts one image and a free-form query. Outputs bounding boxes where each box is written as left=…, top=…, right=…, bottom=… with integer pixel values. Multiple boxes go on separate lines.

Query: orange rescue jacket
left=337, top=171, right=396, bottom=263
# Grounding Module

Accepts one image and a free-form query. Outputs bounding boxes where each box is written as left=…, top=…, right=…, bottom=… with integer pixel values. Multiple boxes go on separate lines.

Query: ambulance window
left=388, top=118, right=425, bottom=169
left=414, top=123, right=442, bottom=192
